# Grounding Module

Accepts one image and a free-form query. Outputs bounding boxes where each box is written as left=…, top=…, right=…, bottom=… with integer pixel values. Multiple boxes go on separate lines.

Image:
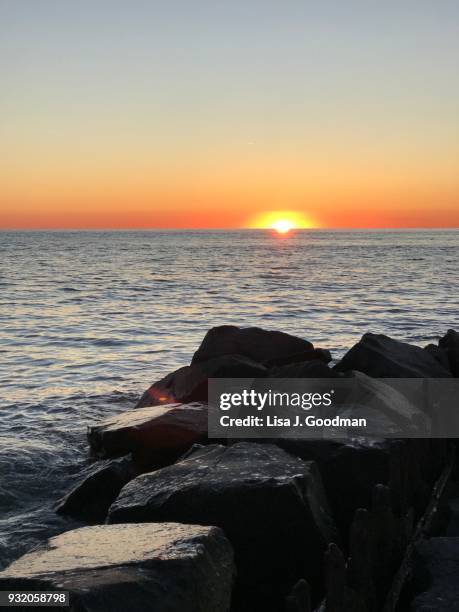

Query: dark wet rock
left=334, top=333, right=451, bottom=378
left=88, top=402, right=208, bottom=466
left=136, top=355, right=267, bottom=408
left=269, top=359, right=339, bottom=378
left=264, top=347, right=332, bottom=368
left=439, top=329, right=459, bottom=376
left=108, top=442, right=337, bottom=611
left=415, top=438, right=449, bottom=497
left=323, top=542, right=347, bottom=611
left=276, top=436, right=435, bottom=537
left=0, top=523, right=234, bottom=612
left=446, top=495, right=459, bottom=536
left=191, top=325, right=314, bottom=365
left=411, top=537, right=459, bottom=610
left=285, top=579, right=311, bottom=612
left=56, top=457, right=137, bottom=523
left=424, top=344, right=451, bottom=371
left=276, top=439, right=393, bottom=536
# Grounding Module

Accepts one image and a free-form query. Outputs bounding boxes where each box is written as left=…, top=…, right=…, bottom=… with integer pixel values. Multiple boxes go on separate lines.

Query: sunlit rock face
left=134, top=326, right=320, bottom=410
left=108, top=441, right=337, bottom=611
left=87, top=402, right=208, bottom=466
left=135, top=355, right=267, bottom=408
left=191, top=325, right=314, bottom=365
left=0, top=523, right=235, bottom=612
left=334, top=332, right=452, bottom=377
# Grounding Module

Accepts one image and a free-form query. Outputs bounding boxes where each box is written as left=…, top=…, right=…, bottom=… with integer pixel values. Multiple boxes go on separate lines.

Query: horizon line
left=1, top=226, right=458, bottom=232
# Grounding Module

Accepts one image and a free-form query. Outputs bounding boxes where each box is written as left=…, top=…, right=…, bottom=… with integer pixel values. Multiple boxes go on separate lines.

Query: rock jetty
left=108, top=441, right=337, bottom=610
left=1, top=325, right=458, bottom=612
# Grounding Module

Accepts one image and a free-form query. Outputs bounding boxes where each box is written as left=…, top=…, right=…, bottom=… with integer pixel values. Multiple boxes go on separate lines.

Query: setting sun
left=271, top=219, right=295, bottom=234
left=247, top=211, right=315, bottom=233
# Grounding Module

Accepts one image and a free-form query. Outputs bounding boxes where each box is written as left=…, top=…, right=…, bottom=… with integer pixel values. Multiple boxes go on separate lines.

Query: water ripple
left=0, top=229, right=458, bottom=568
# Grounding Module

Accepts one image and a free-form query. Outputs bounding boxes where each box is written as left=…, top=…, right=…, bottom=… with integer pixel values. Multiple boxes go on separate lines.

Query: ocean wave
left=0, top=229, right=458, bottom=569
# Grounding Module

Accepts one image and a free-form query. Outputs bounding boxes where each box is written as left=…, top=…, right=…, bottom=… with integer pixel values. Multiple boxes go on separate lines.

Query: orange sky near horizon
left=2, top=165, right=458, bottom=228
left=1, top=2, right=458, bottom=230
left=2, top=207, right=458, bottom=230
left=2, top=195, right=458, bottom=230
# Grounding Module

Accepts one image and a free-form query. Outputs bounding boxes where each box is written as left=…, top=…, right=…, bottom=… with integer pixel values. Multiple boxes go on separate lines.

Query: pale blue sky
left=1, top=1, right=458, bottom=227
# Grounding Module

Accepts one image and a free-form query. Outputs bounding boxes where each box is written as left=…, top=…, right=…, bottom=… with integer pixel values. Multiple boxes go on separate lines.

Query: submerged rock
left=411, top=537, right=459, bottom=610
left=136, top=355, right=267, bottom=408
left=439, top=329, right=459, bottom=377
left=108, top=442, right=337, bottom=611
left=0, top=523, right=234, bottom=612
left=191, top=325, right=314, bottom=364
left=334, top=333, right=451, bottom=378
left=87, top=402, right=207, bottom=466
left=56, top=457, right=137, bottom=522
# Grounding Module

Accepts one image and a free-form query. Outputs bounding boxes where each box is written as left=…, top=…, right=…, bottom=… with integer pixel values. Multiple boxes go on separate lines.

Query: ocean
left=0, top=229, right=458, bottom=567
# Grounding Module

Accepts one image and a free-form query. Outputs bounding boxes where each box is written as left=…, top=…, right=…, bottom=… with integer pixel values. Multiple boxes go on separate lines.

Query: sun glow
left=248, top=211, right=315, bottom=233
left=271, top=219, right=295, bottom=234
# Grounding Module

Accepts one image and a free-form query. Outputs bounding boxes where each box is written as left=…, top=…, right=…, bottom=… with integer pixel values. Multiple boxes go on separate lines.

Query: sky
left=1, top=0, right=458, bottom=229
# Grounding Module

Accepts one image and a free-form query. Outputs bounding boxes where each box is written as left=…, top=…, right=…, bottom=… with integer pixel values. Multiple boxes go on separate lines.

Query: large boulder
left=334, top=333, right=451, bottom=378
left=275, top=439, right=392, bottom=535
left=191, top=325, right=314, bottom=365
left=108, top=442, right=337, bottom=611
left=439, top=329, right=459, bottom=376
left=56, top=457, right=137, bottom=522
left=276, top=436, right=445, bottom=536
left=276, top=438, right=427, bottom=537
left=136, top=355, right=267, bottom=408
left=0, top=523, right=234, bottom=612
left=411, top=537, right=459, bottom=610
left=88, top=402, right=208, bottom=467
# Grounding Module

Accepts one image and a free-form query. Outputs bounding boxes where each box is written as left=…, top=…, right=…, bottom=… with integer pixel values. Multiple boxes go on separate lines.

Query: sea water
left=0, top=229, right=458, bottom=567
